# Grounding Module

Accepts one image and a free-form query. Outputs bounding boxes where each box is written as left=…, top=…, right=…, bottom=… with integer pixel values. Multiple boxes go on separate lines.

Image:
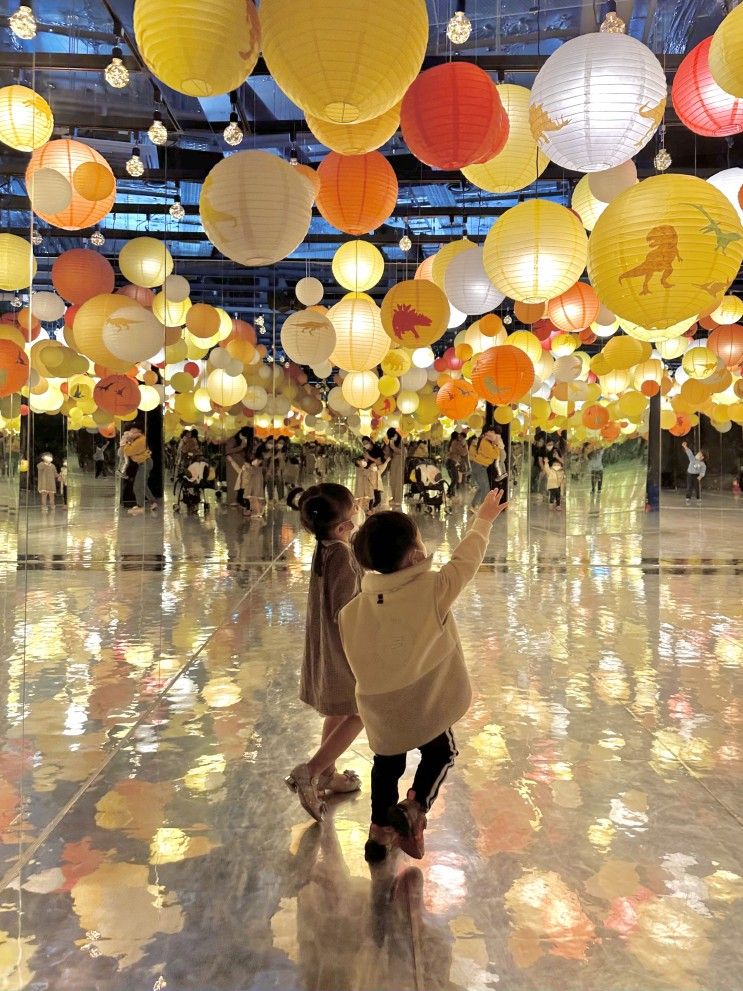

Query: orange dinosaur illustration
left=619, top=225, right=681, bottom=295
left=529, top=103, right=572, bottom=144
left=636, top=98, right=666, bottom=142
left=392, top=303, right=431, bottom=341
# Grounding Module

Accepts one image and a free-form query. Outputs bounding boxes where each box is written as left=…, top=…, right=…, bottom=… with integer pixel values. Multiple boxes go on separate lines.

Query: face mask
left=42, top=455, right=52, bottom=463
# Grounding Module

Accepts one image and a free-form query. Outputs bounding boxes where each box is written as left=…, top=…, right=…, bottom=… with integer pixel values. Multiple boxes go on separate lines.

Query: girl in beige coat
left=285, top=484, right=364, bottom=821
left=340, top=488, right=507, bottom=862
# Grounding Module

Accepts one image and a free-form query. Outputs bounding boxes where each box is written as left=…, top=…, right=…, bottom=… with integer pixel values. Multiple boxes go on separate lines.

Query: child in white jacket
left=339, top=488, right=507, bottom=863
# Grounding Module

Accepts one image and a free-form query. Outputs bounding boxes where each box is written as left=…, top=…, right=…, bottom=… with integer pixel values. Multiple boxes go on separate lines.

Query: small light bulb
left=90, top=230, right=105, bottom=246
left=654, top=147, right=672, bottom=171
left=126, top=147, right=144, bottom=177
left=9, top=4, right=36, bottom=40
left=11, top=295, right=22, bottom=309
left=223, top=113, right=243, bottom=147
left=446, top=10, right=472, bottom=44
left=600, top=2, right=626, bottom=33
left=503, top=313, right=513, bottom=325
left=255, top=315, right=265, bottom=329
left=169, top=196, right=185, bottom=221
left=148, top=112, right=168, bottom=146
left=31, top=230, right=43, bottom=246
left=104, top=47, right=129, bottom=88
left=399, top=234, right=412, bottom=252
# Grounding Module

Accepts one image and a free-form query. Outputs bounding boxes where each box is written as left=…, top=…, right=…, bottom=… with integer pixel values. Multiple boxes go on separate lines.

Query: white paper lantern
left=312, top=360, right=333, bottom=378
left=448, top=303, right=467, bottom=329
left=412, top=347, right=435, bottom=368
left=443, top=246, right=505, bottom=316
left=102, top=303, right=164, bottom=363
left=529, top=32, right=667, bottom=172
left=397, top=390, right=420, bottom=414
left=707, top=168, right=743, bottom=226
left=342, top=369, right=380, bottom=409
left=327, top=385, right=354, bottom=415
left=280, top=309, right=336, bottom=365
left=400, top=365, right=427, bottom=391
left=162, top=274, right=191, bottom=303
left=31, top=291, right=65, bottom=322
left=328, top=292, right=390, bottom=371
left=588, top=160, right=638, bottom=203
left=295, top=276, right=324, bottom=306
left=206, top=369, right=247, bottom=406
left=243, top=385, right=268, bottom=410
left=138, top=384, right=162, bottom=411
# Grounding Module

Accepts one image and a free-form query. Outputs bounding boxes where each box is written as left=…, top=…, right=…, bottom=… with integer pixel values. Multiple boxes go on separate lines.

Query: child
left=339, top=488, right=507, bottom=863
left=285, top=484, right=363, bottom=821
left=682, top=441, right=706, bottom=504
left=240, top=454, right=266, bottom=519
left=58, top=458, right=68, bottom=509
left=546, top=453, right=565, bottom=511
left=354, top=455, right=375, bottom=515
left=37, top=452, right=58, bottom=511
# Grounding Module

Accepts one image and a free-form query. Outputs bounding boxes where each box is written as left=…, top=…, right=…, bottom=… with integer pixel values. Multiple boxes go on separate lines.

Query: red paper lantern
left=547, top=282, right=600, bottom=333
left=471, top=345, right=534, bottom=406
left=708, top=324, right=743, bottom=368
left=400, top=63, right=509, bottom=170
left=436, top=379, right=478, bottom=419
left=184, top=361, right=200, bottom=378
left=672, top=37, right=743, bottom=138
left=316, top=151, right=398, bottom=235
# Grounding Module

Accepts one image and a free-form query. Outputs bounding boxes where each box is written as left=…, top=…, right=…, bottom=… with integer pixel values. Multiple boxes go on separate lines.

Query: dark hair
left=386, top=428, right=401, bottom=441
left=294, top=483, right=355, bottom=541
left=190, top=428, right=199, bottom=438
left=353, top=511, right=418, bottom=574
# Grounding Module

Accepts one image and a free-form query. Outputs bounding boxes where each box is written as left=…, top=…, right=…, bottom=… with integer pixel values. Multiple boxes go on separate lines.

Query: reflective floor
left=0, top=484, right=742, bottom=990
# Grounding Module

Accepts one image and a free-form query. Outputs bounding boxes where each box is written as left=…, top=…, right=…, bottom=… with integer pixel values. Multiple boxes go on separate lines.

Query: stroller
left=408, top=459, right=449, bottom=515
left=173, top=471, right=203, bottom=514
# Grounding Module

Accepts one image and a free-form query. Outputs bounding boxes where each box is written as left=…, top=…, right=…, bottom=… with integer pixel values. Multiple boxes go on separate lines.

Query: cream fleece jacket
left=339, top=516, right=493, bottom=755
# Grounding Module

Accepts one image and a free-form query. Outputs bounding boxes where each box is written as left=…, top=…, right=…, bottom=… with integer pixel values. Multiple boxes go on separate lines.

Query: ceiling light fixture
left=600, top=0, right=625, bottom=33
left=104, top=45, right=129, bottom=88
left=446, top=4, right=472, bottom=44
left=126, top=146, right=144, bottom=177
left=399, top=234, right=412, bottom=252
left=148, top=109, right=167, bottom=146
left=31, top=229, right=43, bottom=246
left=169, top=194, right=185, bottom=221
left=9, top=4, right=36, bottom=40
left=90, top=230, right=105, bottom=246
left=223, top=93, right=244, bottom=146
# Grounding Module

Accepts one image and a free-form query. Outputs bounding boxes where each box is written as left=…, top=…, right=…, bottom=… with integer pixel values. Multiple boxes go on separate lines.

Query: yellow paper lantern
left=588, top=174, right=743, bottom=330
left=120, top=238, right=174, bottom=289
left=380, top=349, right=412, bottom=377
left=186, top=302, right=221, bottom=340
left=134, top=0, right=260, bottom=98
left=397, top=390, right=420, bottom=415
left=200, top=151, right=313, bottom=266
left=601, top=335, right=652, bottom=370
left=571, top=175, right=608, bottom=232
left=709, top=3, right=743, bottom=99
left=332, top=240, right=385, bottom=292
left=682, top=346, right=719, bottom=380
left=73, top=295, right=135, bottom=372
left=341, top=369, right=380, bottom=409
left=465, top=319, right=506, bottom=353
left=380, top=279, right=449, bottom=348
left=484, top=200, right=588, bottom=304
left=599, top=368, right=631, bottom=396
left=619, top=315, right=697, bottom=343
left=551, top=333, right=580, bottom=357
left=656, top=337, right=689, bottom=360
left=462, top=84, right=548, bottom=194
left=379, top=374, right=400, bottom=397
left=710, top=295, right=743, bottom=324
left=259, top=0, right=428, bottom=124
left=306, top=103, right=401, bottom=156
left=206, top=369, right=247, bottom=407
left=618, top=390, right=649, bottom=421
left=152, top=293, right=191, bottom=327
left=430, top=238, right=475, bottom=290
left=328, top=292, right=390, bottom=371
left=0, top=85, right=54, bottom=152
left=0, top=234, right=37, bottom=291
left=507, top=330, right=543, bottom=364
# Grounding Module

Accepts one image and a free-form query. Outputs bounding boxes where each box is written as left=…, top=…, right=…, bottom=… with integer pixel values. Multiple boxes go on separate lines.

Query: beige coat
left=339, top=517, right=492, bottom=754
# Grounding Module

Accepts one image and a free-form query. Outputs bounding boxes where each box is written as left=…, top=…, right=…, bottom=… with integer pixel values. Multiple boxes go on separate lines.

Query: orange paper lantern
left=26, top=139, right=115, bottom=231
left=316, top=151, right=397, bottom=235
left=582, top=404, right=609, bottom=429
left=400, top=62, right=509, bottom=171
left=436, top=379, right=479, bottom=419
left=547, top=282, right=600, bottom=333
left=513, top=301, right=546, bottom=325
left=471, top=345, right=535, bottom=406
left=186, top=303, right=221, bottom=340
left=0, top=340, right=30, bottom=397
left=52, top=248, right=115, bottom=306
left=479, top=314, right=506, bottom=338
left=94, top=375, right=141, bottom=415
left=707, top=323, right=743, bottom=368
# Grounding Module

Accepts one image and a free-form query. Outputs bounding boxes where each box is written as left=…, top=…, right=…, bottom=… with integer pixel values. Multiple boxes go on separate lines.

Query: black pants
left=371, top=729, right=457, bottom=827
left=686, top=474, right=701, bottom=499
left=95, top=461, right=105, bottom=477
left=548, top=486, right=561, bottom=507
left=445, top=459, right=460, bottom=497
left=590, top=469, right=603, bottom=493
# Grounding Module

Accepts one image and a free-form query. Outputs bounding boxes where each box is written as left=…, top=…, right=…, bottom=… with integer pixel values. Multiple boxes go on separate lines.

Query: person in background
left=340, top=488, right=508, bottom=862
left=285, top=484, right=363, bottom=821
left=361, top=436, right=386, bottom=509
left=187, top=454, right=217, bottom=514
left=121, top=426, right=157, bottom=516
left=58, top=458, right=68, bottom=510
left=469, top=428, right=501, bottom=508
left=240, top=453, right=267, bottom=519
left=224, top=430, right=248, bottom=505
left=587, top=445, right=604, bottom=496
left=284, top=446, right=301, bottom=490
left=37, top=452, right=58, bottom=511
left=491, top=426, right=508, bottom=483
left=385, top=428, right=405, bottom=508
left=446, top=432, right=468, bottom=499
left=546, top=451, right=565, bottom=511
left=682, top=440, right=706, bottom=505
left=93, top=441, right=108, bottom=478
left=304, top=445, right=317, bottom=483
left=354, top=454, right=375, bottom=516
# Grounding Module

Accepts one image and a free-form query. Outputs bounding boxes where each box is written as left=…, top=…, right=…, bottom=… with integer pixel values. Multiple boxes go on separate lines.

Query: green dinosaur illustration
left=686, top=203, right=743, bottom=254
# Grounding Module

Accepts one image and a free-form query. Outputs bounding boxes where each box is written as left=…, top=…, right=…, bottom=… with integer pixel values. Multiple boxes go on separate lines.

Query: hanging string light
left=223, top=91, right=244, bottom=146
left=104, top=45, right=129, bottom=88
left=446, top=2, right=472, bottom=44
left=31, top=230, right=43, bottom=246
left=148, top=105, right=168, bottom=146
left=9, top=3, right=36, bottom=40
left=399, top=233, right=412, bottom=252
left=126, top=146, right=145, bottom=177
left=600, top=0, right=626, bottom=33
left=169, top=194, right=185, bottom=221
left=90, top=230, right=105, bottom=246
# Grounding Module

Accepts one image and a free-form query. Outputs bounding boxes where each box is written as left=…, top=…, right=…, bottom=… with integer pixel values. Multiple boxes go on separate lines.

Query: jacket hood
left=361, top=556, right=433, bottom=593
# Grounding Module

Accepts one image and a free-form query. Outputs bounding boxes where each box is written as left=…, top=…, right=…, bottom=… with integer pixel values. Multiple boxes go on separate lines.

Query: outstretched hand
left=477, top=487, right=508, bottom=522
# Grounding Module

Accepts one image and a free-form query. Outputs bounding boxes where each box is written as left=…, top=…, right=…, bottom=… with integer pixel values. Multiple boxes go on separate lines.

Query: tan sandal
left=285, top=763, right=326, bottom=822
left=317, top=767, right=361, bottom=796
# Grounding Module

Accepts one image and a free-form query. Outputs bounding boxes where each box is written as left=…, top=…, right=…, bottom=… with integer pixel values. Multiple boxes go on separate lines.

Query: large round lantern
left=430, top=239, right=475, bottom=291
left=444, top=246, right=505, bottom=316
left=73, top=294, right=134, bottom=372
left=483, top=200, right=588, bottom=303
left=94, top=375, right=140, bottom=415
left=207, top=369, right=247, bottom=407
left=119, top=237, right=173, bottom=289
left=341, top=369, right=380, bottom=409
left=201, top=151, right=313, bottom=266
left=0, top=85, right=54, bottom=152
left=134, top=0, right=260, bottom=98
left=295, top=277, right=323, bottom=307
left=471, top=345, right=535, bottom=405
left=25, top=139, right=115, bottom=231
left=31, top=292, right=65, bottom=323
left=316, top=151, right=397, bottom=236
left=547, top=282, right=600, bottom=333
left=462, top=84, right=548, bottom=194
left=572, top=175, right=608, bottom=232
left=52, top=249, right=114, bottom=305
left=672, top=37, right=743, bottom=138
left=380, top=280, right=449, bottom=348
left=259, top=0, right=428, bottom=124
left=436, top=379, right=478, bottom=419
left=0, top=341, right=29, bottom=397
left=588, top=174, right=743, bottom=330
left=400, top=63, right=508, bottom=170
left=707, top=168, right=743, bottom=225
left=280, top=310, right=336, bottom=365
left=529, top=32, right=667, bottom=171
left=589, top=161, right=637, bottom=204
left=102, top=303, right=164, bottom=364
left=709, top=3, right=743, bottom=99
left=0, top=234, right=37, bottom=291
left=708, top=324, right=743, bottom=368
left=332, top=240, right=385, bottom=292
left=328, top=293, right=390, bottom=371
left=306, top=103, right=400, bottom=156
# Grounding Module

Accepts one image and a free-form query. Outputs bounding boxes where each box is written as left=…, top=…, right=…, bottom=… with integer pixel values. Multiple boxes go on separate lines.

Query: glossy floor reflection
left=0, top=495, right=742, bottom=990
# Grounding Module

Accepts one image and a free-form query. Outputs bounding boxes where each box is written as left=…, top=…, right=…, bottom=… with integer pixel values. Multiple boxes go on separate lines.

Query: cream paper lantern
left=342, top=369, right=380, bottom=409
left=162, top=274, right=191, bottom=303
left=120, top=237, right=174, bottom=289
left=207, top=369, right=247, bottom=406
left=529, top=32, right=667, bottom=172
left=444, top=246, right=505, bottom=316
left=431, top=238, right=475, bottom=290
left=328, top=292, right=390, bottom=371
left=103, top=304, right=164, bottom=364
left=400, top=366, right=427, bottom=392
left=397, top=390, right=420, bottom=415
left=571, top=175, right=609, bottom=231
left=312, top=360, right=333, bottom=379
left=31, top=292, right=65, bottom=322
left=138, top=384, right=162, bottom=411
left=327, top=385, right=354, bottom=416
left=295, top=276, right=324, bottom=306
left=707, top=168, right=743, bottom=226
left=28, top=167, right=72, bottom=216
left=588, top=160, right=638, bottom=203
left=280, top=310, right=336, bottom=365
left=412, top=347, right=435, bottom=368
left=200, top=151, right=313, bottom=266
left=332, top=240, right=385, bottom=292
left=243, top=385, right=268, bottom=410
